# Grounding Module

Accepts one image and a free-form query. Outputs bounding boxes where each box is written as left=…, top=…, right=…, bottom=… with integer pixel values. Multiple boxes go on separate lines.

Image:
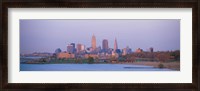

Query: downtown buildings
left=102, top=39, right=109, bottom=51
left=91, top=34, right=97, bottom=50
left=56, top=35, right=133, bottom=59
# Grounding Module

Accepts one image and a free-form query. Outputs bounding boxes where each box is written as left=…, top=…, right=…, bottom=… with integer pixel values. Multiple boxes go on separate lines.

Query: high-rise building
left=114, top=38, right=118, bottom=51
left=149, top=47, right=153, bottom=53
left=126, top=46, right=132, bottom=54
left=81, top=45, right=85, bottom=51
left=70, top=43, right=75, bottom=48
left=91, top=35, right=96, bottom=50
left=102, top=39, right=109, bottom=50
left=70, top=43, right=76, bottom=53
left=77, top=44, right=85, bottom=53
left=96, top=46, right=101, bottom=53
left=122, top=46, right=132, bottom=55
left=76, top=44, right=82, bottom=53
left=67, top=44, right=74, bottom=53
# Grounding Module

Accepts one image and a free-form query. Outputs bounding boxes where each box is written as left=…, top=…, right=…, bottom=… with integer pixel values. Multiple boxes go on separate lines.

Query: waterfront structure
left=114, top=38, right=118, bottom=52
left=122, top=48, right=127, bottom=55
left=57, top=52, right=75, bottom=59
left=135, top=48, right=143, bottom=53
left=99, top=53, right=112, bottom=59
left=126, top=46, right=132, bottom=54
left=102, top=39, right=109, bottom=51
left=84, top=54, right=99, bottom=59
left=91, top=34, right=96, bottom=50
left=122, top=46, right=132, bottom=55
left=112, top=51, right=119, bottom=58
left=67, top=44, right=74, bottom=53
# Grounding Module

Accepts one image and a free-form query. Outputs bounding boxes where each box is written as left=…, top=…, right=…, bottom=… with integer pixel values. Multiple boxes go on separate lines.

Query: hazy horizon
left=20, top=19, right=180, bottom=54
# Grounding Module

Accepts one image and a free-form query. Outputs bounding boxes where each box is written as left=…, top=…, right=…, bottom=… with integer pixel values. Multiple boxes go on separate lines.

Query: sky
left=20, top=19, right=180, bottom=54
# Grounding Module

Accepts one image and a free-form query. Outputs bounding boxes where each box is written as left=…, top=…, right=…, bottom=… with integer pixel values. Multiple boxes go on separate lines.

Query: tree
left=118, top=57, right=126, bottom=62
left=88, top=57, right=94, bottom=64
left=129, top=56, right=136, bottom=62
left=156, top=53, right=170, bottom=62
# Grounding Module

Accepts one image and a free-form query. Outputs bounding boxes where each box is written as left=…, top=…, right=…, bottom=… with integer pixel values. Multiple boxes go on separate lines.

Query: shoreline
left=21, top=61, right=180, bottom=70
left=130, top=61, right=180, bottom=70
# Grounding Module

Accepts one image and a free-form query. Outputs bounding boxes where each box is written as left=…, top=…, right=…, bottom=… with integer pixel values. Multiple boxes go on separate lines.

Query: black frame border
left=1, top=0, right=199, bottom=91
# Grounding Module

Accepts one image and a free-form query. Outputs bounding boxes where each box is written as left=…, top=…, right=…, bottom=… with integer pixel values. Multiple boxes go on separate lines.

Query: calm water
left=20, top=64, right=173, bottom=71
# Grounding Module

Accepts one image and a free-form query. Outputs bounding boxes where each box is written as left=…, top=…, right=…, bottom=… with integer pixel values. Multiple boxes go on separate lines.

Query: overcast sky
left=20, top=19, right=180, bottom=54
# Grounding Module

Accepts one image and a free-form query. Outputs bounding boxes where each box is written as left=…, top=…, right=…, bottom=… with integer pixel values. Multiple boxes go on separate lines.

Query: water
left=20, top=64, right=173, bottom=71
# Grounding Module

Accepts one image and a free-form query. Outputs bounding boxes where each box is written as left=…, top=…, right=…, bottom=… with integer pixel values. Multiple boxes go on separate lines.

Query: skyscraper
left=67, top=44, right=74, bottom=53
left=77, top=44, right=85, bottom=53
left=102, top=39, right=109, bottom=50
left=114, top=38, right=118, bottom=51
left=81, top=45, right=85, bottom=51
left=76, top=44, right=82, bottom=53
left=91, top=34, right=96, bottom=50
left=70, top=43, right=75, bottom=53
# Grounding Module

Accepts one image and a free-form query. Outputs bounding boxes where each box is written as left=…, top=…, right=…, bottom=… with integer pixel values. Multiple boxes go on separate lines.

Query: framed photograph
left=1, top=0, right=199, bottom=91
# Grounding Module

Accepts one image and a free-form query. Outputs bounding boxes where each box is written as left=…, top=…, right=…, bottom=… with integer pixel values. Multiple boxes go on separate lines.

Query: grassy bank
left=131, top=61, right=180, bottom=70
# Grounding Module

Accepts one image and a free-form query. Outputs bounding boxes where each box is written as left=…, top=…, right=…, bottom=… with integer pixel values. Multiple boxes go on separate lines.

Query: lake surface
left=20, top=64, right=173, bottom=71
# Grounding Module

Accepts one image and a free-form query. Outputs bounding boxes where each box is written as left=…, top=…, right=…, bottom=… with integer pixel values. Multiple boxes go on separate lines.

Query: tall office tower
left=67, top=44, right=74, bottom=53
left=114, top=38, right=118, bottom=51
left=76, top=44, right=82, bottom=53
left=70, top=43, right=75, bottom=48
left=91, top=34, right=96, bottom=50
left=102, top=39, right=109, bottom=50
left=70, top=43, right=75, bottom=53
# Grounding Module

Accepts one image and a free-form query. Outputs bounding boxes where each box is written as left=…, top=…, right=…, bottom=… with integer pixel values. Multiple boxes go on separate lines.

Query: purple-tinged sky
left=20, top=19, right=180, bottom=54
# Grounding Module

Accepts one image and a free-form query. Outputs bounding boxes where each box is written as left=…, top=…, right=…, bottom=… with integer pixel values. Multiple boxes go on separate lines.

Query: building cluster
left=55, top=35, right=154, bottom=60
left=55, top=35, right=133, bottom=59
left=21, top=35, right=154, bottom=59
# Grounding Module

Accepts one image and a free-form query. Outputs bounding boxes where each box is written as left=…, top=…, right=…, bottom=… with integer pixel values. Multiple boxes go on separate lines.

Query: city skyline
left=20, top=19, right=180, bottom=54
